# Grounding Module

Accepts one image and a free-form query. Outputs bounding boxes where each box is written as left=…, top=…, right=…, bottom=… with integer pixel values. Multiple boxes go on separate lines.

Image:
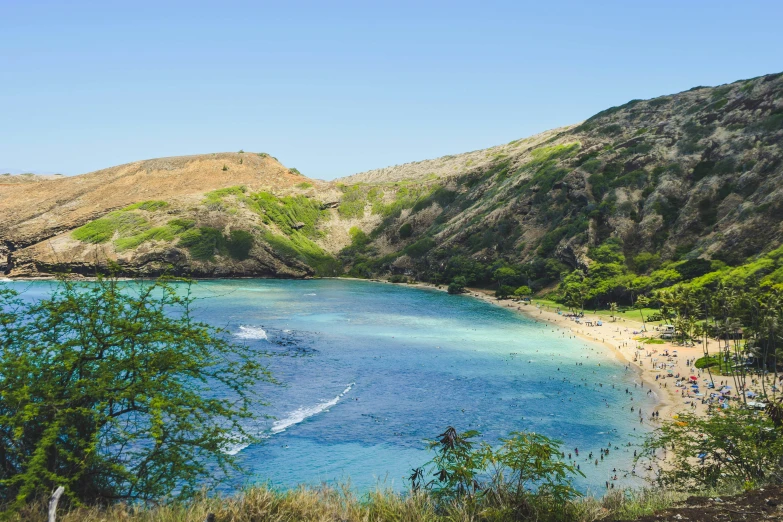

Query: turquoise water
left=5, top=278, right=657, bottom=493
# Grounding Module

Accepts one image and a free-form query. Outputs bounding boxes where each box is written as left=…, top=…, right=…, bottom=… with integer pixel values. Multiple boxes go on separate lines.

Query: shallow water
left=6, top=278, right=657, bottom=493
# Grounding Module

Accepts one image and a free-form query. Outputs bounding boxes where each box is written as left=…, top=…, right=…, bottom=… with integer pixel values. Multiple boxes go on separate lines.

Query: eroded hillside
left=0, top=153, right=340, bottom=277
left=1, top=72, right=782, bottom=284
left=336, top=72, right=783, bottom=295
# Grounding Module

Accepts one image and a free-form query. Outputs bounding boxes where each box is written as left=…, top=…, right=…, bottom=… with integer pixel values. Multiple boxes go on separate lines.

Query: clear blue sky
left=1, top=1, right=782, bottom=179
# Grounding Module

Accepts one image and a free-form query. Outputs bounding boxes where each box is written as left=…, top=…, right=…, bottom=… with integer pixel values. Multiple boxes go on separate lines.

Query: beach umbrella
left=690, top=376, right=698, bottom=381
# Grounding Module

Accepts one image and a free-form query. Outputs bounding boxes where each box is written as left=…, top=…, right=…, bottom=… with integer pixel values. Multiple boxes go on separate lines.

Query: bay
left=5, top=278, right=658, bottom=493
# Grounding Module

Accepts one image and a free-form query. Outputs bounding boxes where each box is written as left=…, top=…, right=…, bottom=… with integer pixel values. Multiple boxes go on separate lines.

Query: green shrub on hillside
left=123, top=200, right=169, bottom=212
left=72, top=211, right=149, bottom=244
left=113, top=219, right=195, bottom=251
left=179, top=227, right=226, bottom=260
left=252, top=192, right=325, bottom=237
left=167, top=218, right=196, bottom=232
left=404, top=237, right=436, bottom=258
left=347, top=226, right=370, bottom=250
left=205, top=186, right=247, bottom=204
left=226, top=230, right=254, bottom=260
left=114, top=226, right=176, bottom=251
left=262, top=231, right=340, bottom=276
left=338, top=185, right=367, bottom=219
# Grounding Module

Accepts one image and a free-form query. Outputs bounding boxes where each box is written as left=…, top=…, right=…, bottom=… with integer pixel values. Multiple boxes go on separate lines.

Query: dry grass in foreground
left=10, top=484, right=727, bottom=522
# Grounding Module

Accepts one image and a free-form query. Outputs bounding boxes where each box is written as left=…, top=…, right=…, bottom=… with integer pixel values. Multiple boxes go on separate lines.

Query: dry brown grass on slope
left=0, top=152, right=311, bottom=246
left=13, top=486, right=440, bottom=522
left=337, top=125, right=578, bottom=185
left=11, top=484, right=726, bottom=522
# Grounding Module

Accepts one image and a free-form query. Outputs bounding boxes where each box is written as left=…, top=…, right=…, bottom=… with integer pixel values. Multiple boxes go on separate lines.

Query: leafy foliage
left=123, top=200, right=169, bottom=212
left=338, top=185, right=367, bottom=219
left=0, top=277, right=272, bottom=510
left=262, top=231, right=340, bottom=276
left=226, top=230, right=254, bottom=260
left=640, top=409, right=783, bottom=490
left=72, top=211, right=149, bottom=244
left=448, top=276, right=467, bottom=294
left=251, top=192, right=326, bottom=237
left=413, top=427, right=583, bottom=519
left=179, top=227, right=227, bottom=260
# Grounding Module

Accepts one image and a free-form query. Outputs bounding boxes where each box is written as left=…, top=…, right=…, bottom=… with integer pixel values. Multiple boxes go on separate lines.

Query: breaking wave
left=271, top=382, right=354, bottom=434
left=234, top=325, right=268, bottom=340
left=224, top=383, right=355, bottom=455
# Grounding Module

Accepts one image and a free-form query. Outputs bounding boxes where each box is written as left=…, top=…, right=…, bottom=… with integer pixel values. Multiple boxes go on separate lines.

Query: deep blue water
left=4, top=278, right=657, bottom=494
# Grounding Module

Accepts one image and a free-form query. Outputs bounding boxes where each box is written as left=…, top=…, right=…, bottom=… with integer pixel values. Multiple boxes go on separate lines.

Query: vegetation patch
left=123, top=200, right=169, bottom=212
left=72, top=211, right=149, bottom=244
left=178, top=227, right=227, bottom=260
left=251, top=192, right=326, bottom=237
left=337, top=184, right=367, bottom=219
left=262, top=231, right=340, bottom=276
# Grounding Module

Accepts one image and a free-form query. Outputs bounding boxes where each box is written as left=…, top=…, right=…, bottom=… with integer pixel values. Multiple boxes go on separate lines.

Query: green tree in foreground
left=514, top=285, right=532, bottom=299
left=0, top=276, right=272, bottom=511
left=413, top=427, right=583, bottom=519
left=640, top=409, right=783, bottom=490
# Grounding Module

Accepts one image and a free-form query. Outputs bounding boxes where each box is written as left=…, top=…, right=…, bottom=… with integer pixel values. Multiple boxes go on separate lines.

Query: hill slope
left=0, top=152, right=339, bottom=277
left=335, top=71, right=783, bottom=299
left=1, top=72, right=782, bottom=289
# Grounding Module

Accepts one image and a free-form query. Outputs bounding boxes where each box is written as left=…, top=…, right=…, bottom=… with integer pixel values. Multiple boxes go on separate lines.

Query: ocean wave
left=304, top=293, right=317, bottom=296
left=271, top=382, right=354, bottom=434
left=224, top=383, right=355, bottom=455
left=234, top=325, right=268, bottom=340
left=224, top=437, right=255, bottom=456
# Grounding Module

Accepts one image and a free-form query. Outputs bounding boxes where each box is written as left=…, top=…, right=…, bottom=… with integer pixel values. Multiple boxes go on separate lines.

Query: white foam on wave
left=224, top=437, right=254, bottom=456
left=234, top=325, right=268, bottom=340
left=272, top=382, right=354, bottom=434
left=224, top=383, right=355, bottom=455
left=304, top=293, right=317, bottom=296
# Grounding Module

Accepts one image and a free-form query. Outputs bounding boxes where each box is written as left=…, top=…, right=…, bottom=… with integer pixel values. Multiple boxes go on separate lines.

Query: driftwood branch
left=48, top=486, right=65, bottom=522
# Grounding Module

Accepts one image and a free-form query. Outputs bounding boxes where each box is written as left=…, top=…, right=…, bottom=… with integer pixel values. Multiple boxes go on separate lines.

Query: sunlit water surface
left=6, top=278, right=658, bottom=493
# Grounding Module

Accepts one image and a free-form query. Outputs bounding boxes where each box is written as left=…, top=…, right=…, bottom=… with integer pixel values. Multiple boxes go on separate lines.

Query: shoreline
left=4, top=274, right=703, bottom=422
left=376, top=279, right=708, bottom=423
left=4, top=274, right=706, bottom=422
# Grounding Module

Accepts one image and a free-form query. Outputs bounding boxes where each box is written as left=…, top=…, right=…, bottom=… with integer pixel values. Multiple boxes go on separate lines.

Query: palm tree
left=609, top=302, right=618, bottom=322
left=635, top=296, right=649, bottom=331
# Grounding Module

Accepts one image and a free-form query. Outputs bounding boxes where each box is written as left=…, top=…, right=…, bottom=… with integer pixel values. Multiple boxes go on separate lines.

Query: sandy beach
left=460, top=287, right=716, bottom=425
left=359, top=278, right=702, bottom=423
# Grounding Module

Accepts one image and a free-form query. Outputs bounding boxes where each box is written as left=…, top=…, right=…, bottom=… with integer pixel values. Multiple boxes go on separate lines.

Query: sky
left=1, top=1, right=782, bottom=179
